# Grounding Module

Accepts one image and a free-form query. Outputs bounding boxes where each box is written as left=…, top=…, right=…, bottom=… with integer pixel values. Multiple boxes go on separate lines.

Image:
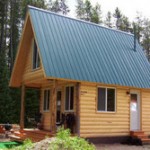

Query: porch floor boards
left=9, top=128, right=55, bottom=142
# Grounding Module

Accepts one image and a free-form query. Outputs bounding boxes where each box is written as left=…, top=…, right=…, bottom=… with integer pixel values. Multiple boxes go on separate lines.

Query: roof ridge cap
left=28, top=5, right=134, bottom=36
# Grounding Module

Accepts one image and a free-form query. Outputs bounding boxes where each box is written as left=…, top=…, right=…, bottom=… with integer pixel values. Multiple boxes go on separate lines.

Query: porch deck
left=9, top=128, right=55, bottom=142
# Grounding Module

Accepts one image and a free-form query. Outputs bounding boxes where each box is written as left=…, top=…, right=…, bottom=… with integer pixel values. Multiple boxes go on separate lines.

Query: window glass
left=33, top=40, right=40, bottom=69
left=43, top=90, right=50, bottom=111
left=65, top=87, right=69, bottom=110
left=98, top=87, right=115, bottom=112
left=65, top=86, right=74, bottom=111
left=70, top=87, right=74, bottom=110
left=44, top=90, right=47, bottom=110
left=107, top=89, right=115, bottom=111
left=98, top=88, right=106, bottom=111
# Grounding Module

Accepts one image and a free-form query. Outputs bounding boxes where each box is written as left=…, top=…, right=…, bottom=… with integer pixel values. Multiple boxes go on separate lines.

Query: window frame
left=65, top=85, right=74, bottom=112
left=97, top=86, right=116, bottom=113
left=43, top=89, right=50, bottom=112
left=32, top=39, right=40, bottom=70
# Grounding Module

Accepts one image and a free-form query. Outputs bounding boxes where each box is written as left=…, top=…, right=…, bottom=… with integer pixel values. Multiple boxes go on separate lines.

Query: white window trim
left=64, top=85, right=74, bottom=112
left=43, top=89, right=50, bottom=112
left=97, top=86, right=116, bottom=113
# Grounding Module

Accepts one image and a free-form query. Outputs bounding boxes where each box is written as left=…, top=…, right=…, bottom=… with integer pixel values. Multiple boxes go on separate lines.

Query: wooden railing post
left=20, top=84, right=25, bottom=130
left=76, top=82, right=81, bottom=136
left=51, top=80, right=57, bottom=133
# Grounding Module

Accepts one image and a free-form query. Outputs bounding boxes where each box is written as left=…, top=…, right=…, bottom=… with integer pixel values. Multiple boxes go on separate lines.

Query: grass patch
left=0, top=141, right=21, bottom=149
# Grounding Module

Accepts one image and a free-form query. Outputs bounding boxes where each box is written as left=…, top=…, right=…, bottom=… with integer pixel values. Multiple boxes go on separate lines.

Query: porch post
left=76, top=82, right=81, bottom=136
left=51, top=80, right=57, bottom=133
left=20, top=84, right=25, bottom=130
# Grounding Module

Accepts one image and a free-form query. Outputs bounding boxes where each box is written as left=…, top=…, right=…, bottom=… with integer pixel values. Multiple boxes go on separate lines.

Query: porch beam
left=51, top=80, right=57, bottom=133
left=20, top=84, right=25, bottom=130
left=76, top=82, right=81, bottom=136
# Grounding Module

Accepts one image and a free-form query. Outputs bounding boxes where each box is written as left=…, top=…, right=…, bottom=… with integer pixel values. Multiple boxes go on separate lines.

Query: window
left=32, top=39, right=40, bottom=69
left=97, top=87, right=116, bottom=112
left=65, top=86, right=74, bottom=111
left=43, top=90, right=50, bottom=111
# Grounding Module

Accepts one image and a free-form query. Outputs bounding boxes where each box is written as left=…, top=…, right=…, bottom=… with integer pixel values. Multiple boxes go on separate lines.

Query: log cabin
left=9, top=6, right=150, bottom=143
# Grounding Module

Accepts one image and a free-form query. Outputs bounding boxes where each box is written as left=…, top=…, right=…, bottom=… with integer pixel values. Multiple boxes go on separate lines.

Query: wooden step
left=130, top=130, right=150, bottom=145
left=9, top=134, right=25, bottom=142
left=130, top=131, right=144, bottom=136
left=14, top=131, right=26, bottom=137
left=10, top=129, right=54, bottom=143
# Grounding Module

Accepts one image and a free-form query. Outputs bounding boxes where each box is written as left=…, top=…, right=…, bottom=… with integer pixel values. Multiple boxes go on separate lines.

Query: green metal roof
left=29, top=6, right=150, bottom=88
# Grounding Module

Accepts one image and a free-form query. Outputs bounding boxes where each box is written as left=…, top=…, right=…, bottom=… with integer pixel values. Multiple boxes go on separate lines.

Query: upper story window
left=32, top=39, right=40, bottom=70
left=43, top=90, right=50, bottom=111
left=97, top=87, right=116, bottom=112
left=65, top=86, right=74, bottom=111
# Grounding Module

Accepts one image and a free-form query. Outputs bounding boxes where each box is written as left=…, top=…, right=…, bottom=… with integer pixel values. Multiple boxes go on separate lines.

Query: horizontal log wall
left=40, top=81, right=76, bottom=131
left=22, top=34, right=44, bottom=83
left=80, top=83, right=130, bottom=137
left=142, top=90, right=150, bottom=135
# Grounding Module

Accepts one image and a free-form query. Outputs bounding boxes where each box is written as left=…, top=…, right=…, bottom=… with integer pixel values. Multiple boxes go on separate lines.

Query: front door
left=56, top=91, right=61, bottom=123
left=130, top=91, right=140, bottom=130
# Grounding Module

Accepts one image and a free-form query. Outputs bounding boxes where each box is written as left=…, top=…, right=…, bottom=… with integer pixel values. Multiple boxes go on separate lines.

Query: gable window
left=32, top=39, right=40, bottom=69
left=43, top=90, right=50, bottom=111
left=65, top=86, right=74, bottom=111
left=97, top=87, right=116, bottom=112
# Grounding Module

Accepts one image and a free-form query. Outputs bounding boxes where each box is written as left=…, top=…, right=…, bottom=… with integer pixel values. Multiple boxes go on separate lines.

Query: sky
left=67, top=0, right=150, bottom=21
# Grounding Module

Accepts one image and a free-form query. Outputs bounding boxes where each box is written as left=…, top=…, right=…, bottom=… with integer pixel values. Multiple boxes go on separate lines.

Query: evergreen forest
left=0, top=0, right=150, bottom=125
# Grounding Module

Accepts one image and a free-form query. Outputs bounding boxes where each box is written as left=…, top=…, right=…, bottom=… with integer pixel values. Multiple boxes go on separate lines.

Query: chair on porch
left=0, top=125, right=5, bottom=138
left=56, top=113, right=66, bottom=128
left=65, top=113, right=76, bottom=133
left=35, top=112, right=43, bottom=130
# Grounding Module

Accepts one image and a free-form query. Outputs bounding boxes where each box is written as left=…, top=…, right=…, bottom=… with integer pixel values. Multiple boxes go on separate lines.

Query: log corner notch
left=20, top=84, right=26, bottom=130
left=51, top=80, right=57, bottom=133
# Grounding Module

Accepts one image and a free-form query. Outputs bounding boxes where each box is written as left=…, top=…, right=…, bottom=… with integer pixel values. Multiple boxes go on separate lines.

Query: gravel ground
left=1, top=136, right=150, bottom=150
left=0, top=135, right=10, bottom=142
left=95, top=144, right=150, bottom=150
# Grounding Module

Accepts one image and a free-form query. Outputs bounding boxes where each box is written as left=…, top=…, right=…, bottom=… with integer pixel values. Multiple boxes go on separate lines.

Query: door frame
left=130, top=90, right=141, bottom=131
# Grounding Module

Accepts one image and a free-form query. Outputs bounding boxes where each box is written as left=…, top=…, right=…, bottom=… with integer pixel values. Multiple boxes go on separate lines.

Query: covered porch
left=18, top=79, right=81, bottom=141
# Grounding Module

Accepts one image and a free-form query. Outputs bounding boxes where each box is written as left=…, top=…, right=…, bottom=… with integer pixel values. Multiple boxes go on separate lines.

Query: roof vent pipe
left=133, top=24, right=136, bottom=52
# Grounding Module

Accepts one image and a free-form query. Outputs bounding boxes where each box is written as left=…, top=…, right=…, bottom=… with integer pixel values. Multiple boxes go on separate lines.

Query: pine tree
left=113, top=7, right=122, bottom=29
left=105, top=11, right=112, bottom=28
left=119, top=16, right=131, bottom=32
left=76, top=0, right=85, bottom=19
left=0, top=0, right=13, bottom=123
left=91, top=3, right=102, bottom=24
left=76, top=0, right=102, bottom=24
left=8, top=0, right=21, bottom=72
left=50, top=0, right=60, bottom=12
left=133, top=12, right=143, bottom=42
left=142, top=18, right=150, bottom=61
left=0, top=54, right=12, bottom=123
left=60, top=0, right=70, bottom=15
left=84, top=0, right=92, bottom=21
left=21, top=0, right=46, bottom=24
left=49, top=0, right=69, bottom=15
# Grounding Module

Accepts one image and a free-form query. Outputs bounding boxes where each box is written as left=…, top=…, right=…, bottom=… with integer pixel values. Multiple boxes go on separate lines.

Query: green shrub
left=11, top=139, right=33, bottom=150
left=49, top=128, right=95, bottom=150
